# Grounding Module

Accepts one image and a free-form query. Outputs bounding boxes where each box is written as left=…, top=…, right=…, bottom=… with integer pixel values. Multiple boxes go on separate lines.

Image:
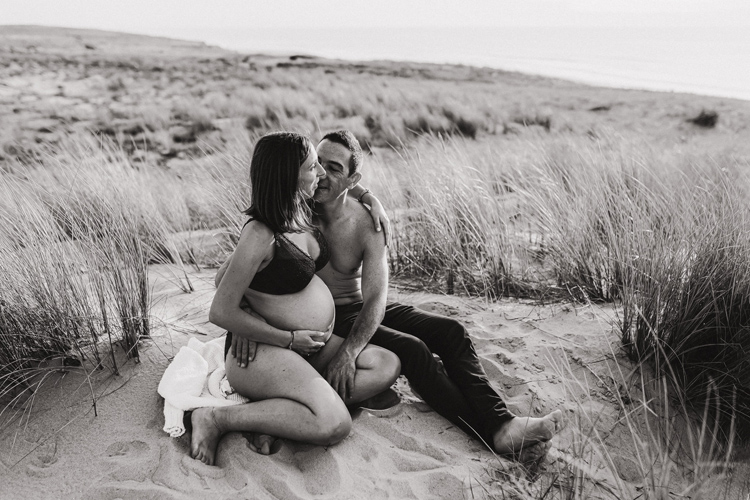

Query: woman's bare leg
left=308, top=335, right=400, bottom=405
left=190, top=344, right=352, bottom=465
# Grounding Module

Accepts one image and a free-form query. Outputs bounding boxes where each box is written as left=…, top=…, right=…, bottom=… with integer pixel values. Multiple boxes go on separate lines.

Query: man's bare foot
left=493, top=410, right=564, bottom=458
left=244, top=432, right=282, bottom=455
left=190, top=407, right=223, bottom=466
left=515, top=440, right=551, bottom=464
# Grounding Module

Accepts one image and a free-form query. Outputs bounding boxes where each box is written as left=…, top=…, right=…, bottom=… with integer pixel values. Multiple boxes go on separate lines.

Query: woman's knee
left=309, top=404, right=352, bottom=445
left=358, top=347, right=401, bottom=384
left=380, top=349, right=401, bottom=384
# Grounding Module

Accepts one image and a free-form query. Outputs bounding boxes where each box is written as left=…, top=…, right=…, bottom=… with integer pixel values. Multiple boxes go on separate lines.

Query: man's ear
left=348, top=172, right=362, bottom=188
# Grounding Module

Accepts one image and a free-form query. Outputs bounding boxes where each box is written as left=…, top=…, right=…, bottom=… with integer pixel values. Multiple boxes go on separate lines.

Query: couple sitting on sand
left=192, top=130, right=563, bottom=466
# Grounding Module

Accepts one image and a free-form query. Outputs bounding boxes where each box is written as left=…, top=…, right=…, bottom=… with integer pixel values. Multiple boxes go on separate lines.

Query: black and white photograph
left=1, top=2, right=749, bottom=498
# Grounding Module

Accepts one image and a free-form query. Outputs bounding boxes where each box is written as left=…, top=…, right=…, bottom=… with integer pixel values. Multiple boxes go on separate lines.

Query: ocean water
left=168, top=26, right=750, bottom=102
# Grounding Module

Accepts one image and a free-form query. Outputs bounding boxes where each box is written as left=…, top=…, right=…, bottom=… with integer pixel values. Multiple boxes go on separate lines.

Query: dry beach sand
left=1, top=264, right=637, bottom=499
left=7, top=262, right=745, bottom=499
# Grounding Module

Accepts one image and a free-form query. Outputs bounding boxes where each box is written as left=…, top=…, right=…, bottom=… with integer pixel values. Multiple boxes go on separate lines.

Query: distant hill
left=0, top=25, right=232, bottom=57
left=2, top=23, right=749, bottom=172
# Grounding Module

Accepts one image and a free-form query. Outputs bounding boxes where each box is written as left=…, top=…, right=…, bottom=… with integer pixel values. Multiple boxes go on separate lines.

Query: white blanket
left=158, top=336, right=249, bottom=437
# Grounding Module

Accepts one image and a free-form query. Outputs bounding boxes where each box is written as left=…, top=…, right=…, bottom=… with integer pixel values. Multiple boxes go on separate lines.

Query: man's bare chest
left=319, top=225, right=364, bottom=275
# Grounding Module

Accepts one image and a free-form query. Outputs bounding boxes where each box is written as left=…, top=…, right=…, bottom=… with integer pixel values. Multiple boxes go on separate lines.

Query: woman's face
left=297, top=146, right=326, bottom=199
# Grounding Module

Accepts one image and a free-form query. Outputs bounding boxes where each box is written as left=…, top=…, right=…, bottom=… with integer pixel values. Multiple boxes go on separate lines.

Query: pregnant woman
left=190, top=132, right=400, bottom=466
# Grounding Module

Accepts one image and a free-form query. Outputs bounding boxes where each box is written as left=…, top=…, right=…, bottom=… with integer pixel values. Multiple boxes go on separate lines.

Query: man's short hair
left=321, top=130, right=363, bottom=176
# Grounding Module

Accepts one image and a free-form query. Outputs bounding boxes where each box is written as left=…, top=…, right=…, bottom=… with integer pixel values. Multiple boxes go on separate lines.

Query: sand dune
left=2, top=266, right=746, bottom=499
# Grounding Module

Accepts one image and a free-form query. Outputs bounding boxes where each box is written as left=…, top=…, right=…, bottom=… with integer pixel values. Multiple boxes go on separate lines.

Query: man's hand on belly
left=324, top=350, right=357, bottom=401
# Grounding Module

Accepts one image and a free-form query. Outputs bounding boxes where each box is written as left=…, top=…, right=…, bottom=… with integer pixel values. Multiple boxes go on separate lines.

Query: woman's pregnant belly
left=244, top=274, right=335, bottom=339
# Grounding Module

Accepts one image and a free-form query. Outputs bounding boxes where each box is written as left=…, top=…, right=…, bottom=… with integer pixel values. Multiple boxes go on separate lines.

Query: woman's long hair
left=244, top=132, right=314, bottom=233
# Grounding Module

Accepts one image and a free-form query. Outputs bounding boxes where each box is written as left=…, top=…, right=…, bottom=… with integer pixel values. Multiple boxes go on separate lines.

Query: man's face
left=314, top=139, right=360, bottom=203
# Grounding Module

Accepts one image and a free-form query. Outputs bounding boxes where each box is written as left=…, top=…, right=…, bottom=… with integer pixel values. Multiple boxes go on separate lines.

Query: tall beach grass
left=382, top=134, right=750, bottom=443
left=1, top=125, right=748, bottom=496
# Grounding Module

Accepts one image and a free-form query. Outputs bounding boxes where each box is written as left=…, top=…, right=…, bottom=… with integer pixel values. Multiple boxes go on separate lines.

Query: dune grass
left=403, top=135, right=750, bottom=441
left=0, top=138, right=174, bottom=410
left=2, top=34, right=750, bottom=494
left=0, top=126, right=748, bottom=495
left=532, top=338, right=742, bottom=500
left=2, top=129, right=748, bottom=493
left=519, top=142, right=750, bottom=441
left=374, top=137, right=524, bottom=299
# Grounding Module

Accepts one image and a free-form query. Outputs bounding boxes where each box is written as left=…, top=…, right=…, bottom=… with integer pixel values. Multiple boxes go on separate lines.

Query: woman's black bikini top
left=246, top=219, right=330, bottom=295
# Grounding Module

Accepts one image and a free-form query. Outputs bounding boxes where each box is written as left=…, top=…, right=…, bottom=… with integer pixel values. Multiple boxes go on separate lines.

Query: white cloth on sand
left=158, top=336, right=249, bottom=437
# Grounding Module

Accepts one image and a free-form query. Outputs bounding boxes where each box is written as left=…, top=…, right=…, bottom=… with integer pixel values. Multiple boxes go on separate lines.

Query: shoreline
left=3, top=24, right=749, bottom=103
left=166, top=25, right=750, bottom=104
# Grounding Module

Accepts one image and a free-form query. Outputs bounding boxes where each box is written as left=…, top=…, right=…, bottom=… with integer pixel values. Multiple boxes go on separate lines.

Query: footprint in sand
left=360, top=444, right=379, bottom=463
left=495, top=352, right=514, bottom=365
left=25, top=440, right=58, bottom=478
left=416, top=301, right=460, bottom=317
left=367, top=478, right=418, bottom=499
left=145, top=416, right=161, bottom=430
left=258, top=474, right=309, bottom=500
left=425, top=471, right=465, bottom=499
left=369, top=420, right=449, bottom=463
left=106, top=440, right=149, bottom=458
left=389, top=451, right=444, bottom=473
left=179, top=453, right=227, bottom=479
left=104, top=441, right=158, bottom=483
left=491, top=336, right=526, bottom=353
left=291, top=446, right=342, bottom=496
left=81, top=484, right=184, bottom=500
left=477, top=357, right=527, bottom=398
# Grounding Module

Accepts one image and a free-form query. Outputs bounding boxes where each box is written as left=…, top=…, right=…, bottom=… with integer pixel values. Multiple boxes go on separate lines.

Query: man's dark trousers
left=333, top=301, right=513, bottom=444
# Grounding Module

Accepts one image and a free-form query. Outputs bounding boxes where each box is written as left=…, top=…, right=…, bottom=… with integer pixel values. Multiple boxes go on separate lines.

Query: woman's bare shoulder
left=237, top=220, right=275, bottom=252
left=240, top=219, right=274, bottom=238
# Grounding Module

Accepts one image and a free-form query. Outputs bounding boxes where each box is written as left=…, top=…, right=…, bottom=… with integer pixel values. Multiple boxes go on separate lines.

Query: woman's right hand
left=231, top=334, right=257, bottom=368
left=291, top=330, right=328, bottom=357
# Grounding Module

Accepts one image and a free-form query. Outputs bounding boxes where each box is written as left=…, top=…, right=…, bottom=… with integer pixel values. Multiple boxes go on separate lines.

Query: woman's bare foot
left=190, top=407, right=223, bottom=466
left=493, top=410, right=564, bottom=458
left=244, top=432, right=282, bottom=455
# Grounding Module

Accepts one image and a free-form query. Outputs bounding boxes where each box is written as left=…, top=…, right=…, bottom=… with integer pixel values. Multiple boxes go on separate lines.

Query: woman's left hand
left=365, top=194, right=391, bottom=246
left=291, top=330, right=328, bottom=357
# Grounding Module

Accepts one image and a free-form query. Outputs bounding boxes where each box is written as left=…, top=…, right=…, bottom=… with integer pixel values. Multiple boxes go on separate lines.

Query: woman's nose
left=317, top=163, right=326, bottom=177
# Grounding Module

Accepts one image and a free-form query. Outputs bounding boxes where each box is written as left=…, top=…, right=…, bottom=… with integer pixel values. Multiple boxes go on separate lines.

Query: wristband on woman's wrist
left=287, top=330, right=295, bottom=350
left=357, top=188, right=371, bottom=204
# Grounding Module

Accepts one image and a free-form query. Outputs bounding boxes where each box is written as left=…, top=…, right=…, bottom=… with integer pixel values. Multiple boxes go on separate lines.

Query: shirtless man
left=311, top=130, right=563, bottom=459
left=222, top=130, right=563, bottom=459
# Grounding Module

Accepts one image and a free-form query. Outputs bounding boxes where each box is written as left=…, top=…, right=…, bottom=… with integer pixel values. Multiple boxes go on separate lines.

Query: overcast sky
left=3, top=0, right=749, bottom=35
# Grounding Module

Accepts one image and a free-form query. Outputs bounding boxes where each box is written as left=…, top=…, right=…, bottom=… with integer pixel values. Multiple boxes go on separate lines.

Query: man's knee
left=442, top=319, right=472, bottom=349
left=392, top=336, right=435, bottom=374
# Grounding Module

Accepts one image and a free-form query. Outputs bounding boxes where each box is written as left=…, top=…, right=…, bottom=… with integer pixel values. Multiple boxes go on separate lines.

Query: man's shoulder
left=347, top=202, right=384, bottom=244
